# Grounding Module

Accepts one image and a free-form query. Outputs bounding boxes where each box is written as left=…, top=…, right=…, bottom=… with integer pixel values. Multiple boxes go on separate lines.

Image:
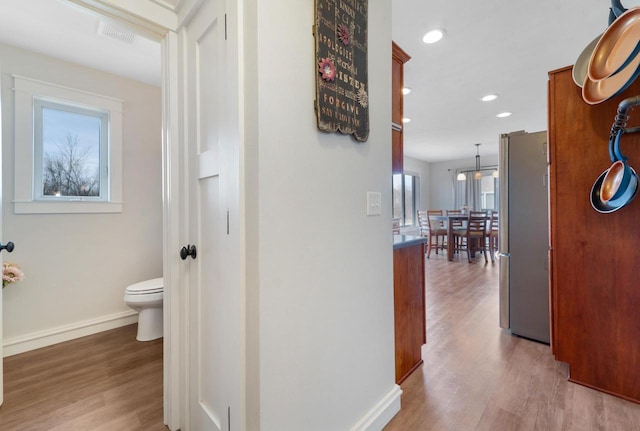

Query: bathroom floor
left=0, top=324, right=166, bottom=430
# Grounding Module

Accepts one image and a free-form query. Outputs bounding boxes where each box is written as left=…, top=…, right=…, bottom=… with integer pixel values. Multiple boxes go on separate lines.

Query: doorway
left=0, top=0, right=165, bottom=420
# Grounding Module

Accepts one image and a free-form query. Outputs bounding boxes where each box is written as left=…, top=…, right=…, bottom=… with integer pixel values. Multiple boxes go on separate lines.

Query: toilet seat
left=125, top=277, right=163, bottom=295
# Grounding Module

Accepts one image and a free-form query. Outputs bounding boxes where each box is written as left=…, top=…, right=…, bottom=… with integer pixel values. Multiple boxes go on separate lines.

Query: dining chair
left=453, top=210, right=488, bottom=263
left=446, top=209, right=466, bottom=251
left=487, top=210, right=499, bottom=262
left=426, top=209, right=446, bottom=257
left=392, top=217, right=401, bottom=235
left=416, top=210, right=429, bottom=237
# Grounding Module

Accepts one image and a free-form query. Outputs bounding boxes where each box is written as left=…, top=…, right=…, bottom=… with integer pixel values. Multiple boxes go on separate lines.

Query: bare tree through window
left=42, top=132, right=100, bottom=197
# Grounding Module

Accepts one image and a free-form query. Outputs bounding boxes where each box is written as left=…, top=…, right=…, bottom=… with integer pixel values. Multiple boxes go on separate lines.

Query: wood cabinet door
left=548, top=66, right=640, bottom=403
left=392, top=43, right=410, bottom=174
left=392, top=129, right=403, bottom=174
left=393, top=244, right=426, bottom=383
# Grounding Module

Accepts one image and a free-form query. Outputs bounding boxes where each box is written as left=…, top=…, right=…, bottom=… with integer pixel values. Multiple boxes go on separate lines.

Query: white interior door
left=183, top=1, right=241, bottom=430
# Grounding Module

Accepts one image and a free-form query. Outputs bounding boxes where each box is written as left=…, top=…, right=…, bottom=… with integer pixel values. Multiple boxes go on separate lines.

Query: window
left=13, top=76, right=123, bottom=213
left=34, top=100, right=108, bottom=200
left=393, top=173, right=419, bottom=227
left=479, top=175, right=498, bottom=210
left=455, top=169, right=499, bottom=211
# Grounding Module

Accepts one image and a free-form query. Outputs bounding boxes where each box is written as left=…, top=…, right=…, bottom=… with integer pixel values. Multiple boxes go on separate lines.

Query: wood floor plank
left=7, top=253, right=640, bottom=430
left=384, top=253, right=640, bottom=431
left=0, top=324, right=165, bottom=431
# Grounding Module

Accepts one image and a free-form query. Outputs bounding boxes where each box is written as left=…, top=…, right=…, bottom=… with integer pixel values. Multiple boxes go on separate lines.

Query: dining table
left=432, top=213, right=488, bottom=261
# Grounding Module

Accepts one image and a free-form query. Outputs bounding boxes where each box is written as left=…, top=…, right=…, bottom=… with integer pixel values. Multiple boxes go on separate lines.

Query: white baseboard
left=3, top=310, right=138, bottom=357
left=350, top=385, right=402, bottom=431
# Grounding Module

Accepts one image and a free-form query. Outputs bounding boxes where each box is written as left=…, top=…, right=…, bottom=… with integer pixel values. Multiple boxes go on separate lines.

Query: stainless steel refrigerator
left=498, top=130, right=550, bottom=344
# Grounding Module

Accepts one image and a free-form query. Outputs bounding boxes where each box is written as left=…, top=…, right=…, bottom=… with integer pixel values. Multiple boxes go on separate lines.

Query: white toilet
left=124, top=277, right=163, bottom=341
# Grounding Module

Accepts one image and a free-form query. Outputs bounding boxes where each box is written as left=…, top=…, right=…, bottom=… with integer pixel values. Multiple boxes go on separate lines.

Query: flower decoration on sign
left=337, top=23, right=351, bottom=46
left=3, top=262, right=24, bottom=289
left=357, top=85, right=368, bottom=108
left=318, top=57, right=337, bottom=81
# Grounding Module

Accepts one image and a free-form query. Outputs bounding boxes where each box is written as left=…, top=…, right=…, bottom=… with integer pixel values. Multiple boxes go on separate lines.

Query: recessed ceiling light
left=481, top=94, right=498, bottom=102
left=402, top=87, right=412, bottom=95
left=402, top=118, right=411, bottom=123
left=496, top=112, right=512, bottom=118
left=422, top=29, right=445, bottom=44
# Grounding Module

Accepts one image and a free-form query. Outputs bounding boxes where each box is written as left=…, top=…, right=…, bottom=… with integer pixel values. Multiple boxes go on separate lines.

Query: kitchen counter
left=393, top=234, right=427, bottom=249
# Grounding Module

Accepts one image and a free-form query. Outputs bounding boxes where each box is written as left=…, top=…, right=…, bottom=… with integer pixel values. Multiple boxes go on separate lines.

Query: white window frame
left=33, top=98, right=110, bottom=202
left=13, top=75, right=123, bottom=213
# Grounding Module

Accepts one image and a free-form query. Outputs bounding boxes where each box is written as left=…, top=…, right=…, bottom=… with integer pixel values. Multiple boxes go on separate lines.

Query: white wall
left=429, top=154, right=499, bottom=210
left=246, top=1, right=397, bottom=430
left=1, top=42, right=162, bottom=353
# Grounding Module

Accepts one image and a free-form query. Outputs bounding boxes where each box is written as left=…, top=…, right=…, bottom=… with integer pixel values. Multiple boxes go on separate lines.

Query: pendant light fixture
left=473, top=143, right=483, bottom=180
left=457, top=172, right=467, bottom=181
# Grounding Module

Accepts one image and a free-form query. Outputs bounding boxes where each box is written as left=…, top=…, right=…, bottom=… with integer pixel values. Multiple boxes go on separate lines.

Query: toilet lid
left=126, top=277, right=163, bottom=295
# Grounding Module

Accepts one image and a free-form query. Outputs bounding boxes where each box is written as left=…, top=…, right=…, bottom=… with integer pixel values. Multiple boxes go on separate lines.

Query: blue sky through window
left=42, top=107, right=101, bottom=172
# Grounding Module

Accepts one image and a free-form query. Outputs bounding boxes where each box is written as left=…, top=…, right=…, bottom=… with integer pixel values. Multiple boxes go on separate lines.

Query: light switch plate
left=367, top=191, right=382, bottom=216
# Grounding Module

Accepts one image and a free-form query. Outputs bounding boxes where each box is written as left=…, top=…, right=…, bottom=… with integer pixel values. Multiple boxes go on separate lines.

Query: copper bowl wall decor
left=591, top=130, right=640, bottom=213
left=588, top=7, right=640, bottom=82
left=574, top=34, right=604, bottom=88
left=582, top=49, right=640, bottom=104
left=574, top=1, right=629, bottom=87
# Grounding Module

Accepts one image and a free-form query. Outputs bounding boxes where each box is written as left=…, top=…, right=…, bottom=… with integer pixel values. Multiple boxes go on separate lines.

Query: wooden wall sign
left=314, top=0, right=369, bottom=142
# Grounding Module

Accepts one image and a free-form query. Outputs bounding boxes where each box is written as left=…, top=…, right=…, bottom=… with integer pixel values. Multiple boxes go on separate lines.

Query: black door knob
left=0, top=242, right=14, bottom=253
left=180, top=244, right=197, bottom=260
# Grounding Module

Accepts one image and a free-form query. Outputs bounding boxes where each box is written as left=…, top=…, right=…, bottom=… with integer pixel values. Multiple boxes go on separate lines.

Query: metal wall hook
left=610, top=96, right=640, bottom=139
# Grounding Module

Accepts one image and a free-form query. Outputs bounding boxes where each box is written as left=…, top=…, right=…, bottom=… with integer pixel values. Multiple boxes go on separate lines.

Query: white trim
left=12, top=75, right=124, bottom=214
left=350, top=385, right=403, bottom=431
left=63, top=0, right=176, bottom=39
left=161, top=30, right=184, bottom=431
left=13, top=74, right=125, bottom=106
left=2, top=310, right=138, bottom=357
left=14, top=201, right=123, bottom=214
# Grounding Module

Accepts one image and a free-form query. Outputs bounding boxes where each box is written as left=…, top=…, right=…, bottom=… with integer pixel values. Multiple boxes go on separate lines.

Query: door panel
left=184, top=1, right=238, bottom=430
left=508, top=131, right=550, bottom=343
left=197, top=176, right=222, bottom=429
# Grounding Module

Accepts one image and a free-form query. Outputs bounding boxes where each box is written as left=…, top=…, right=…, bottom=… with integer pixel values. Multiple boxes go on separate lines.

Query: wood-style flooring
left=383, top=252, right=640, bottom=431
left=0, top=324, right=166, bottom=431
left=5, top=253, right=640, bottom=431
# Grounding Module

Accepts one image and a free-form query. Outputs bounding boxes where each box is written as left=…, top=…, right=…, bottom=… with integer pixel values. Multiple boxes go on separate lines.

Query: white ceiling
left=0, top=0, right=161, bottom=86
left=1, top=1, right=639, bottom=162
left=394, top=0, right=640, bottom=162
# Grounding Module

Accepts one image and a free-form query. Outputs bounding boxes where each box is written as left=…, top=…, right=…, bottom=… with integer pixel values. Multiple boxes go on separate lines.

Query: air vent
left=97, top=20, right=135, bottom=44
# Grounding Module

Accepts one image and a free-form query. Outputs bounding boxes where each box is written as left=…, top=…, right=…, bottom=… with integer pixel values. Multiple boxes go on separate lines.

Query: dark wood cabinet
left=548, top=66, right=640, bottom=403
left=392, top=129, right=403, bottom=174
left=393, top=239, right=426, bottom=384
left=392, top=42, right=410, bottom=174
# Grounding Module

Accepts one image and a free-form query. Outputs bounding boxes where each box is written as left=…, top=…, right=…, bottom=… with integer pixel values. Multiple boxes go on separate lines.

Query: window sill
left=14, top=201, right=123, bottom=214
